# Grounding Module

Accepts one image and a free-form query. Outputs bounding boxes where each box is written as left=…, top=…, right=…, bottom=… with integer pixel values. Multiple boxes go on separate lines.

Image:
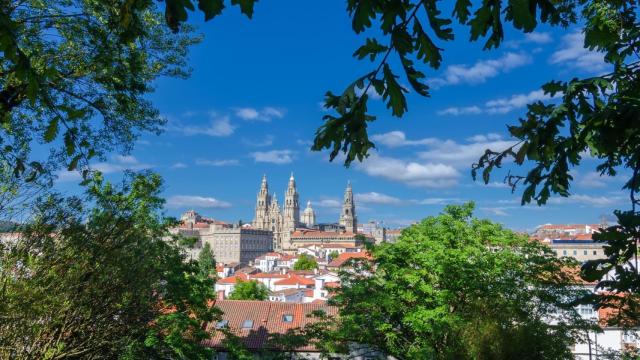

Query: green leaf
left=508, top=0, right=537, bottom=31
left=353, top=38, right=388, bottom=61
left=68, top=155, right=82, bottom=171
left=44, top=117, right=59, bottom=143
left=64, top=131, right=76, bottom=157
left=382, top=64, right=407, bottom=117
left=231, top=0, right=258, bottom=19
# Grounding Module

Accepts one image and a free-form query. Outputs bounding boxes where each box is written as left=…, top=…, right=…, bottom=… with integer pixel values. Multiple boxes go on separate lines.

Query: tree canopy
left=1, top=0, right=199, bottom=182
left=293, top=254, right=318, bottom=271
left=0, top=173, right=219, bottom=359
left=312, top=203, right=594, bottom=359
left=228, top=279, right=270, bottom=301
left=198, top=242, right=218, bottom=278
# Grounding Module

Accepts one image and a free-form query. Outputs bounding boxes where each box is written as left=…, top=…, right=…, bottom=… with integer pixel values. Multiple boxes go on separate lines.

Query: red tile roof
left=217, top=273, right=249, bottom=285
left=291, top=230, right=361, bottom=238
left=273, top=274, right=315, bottom=286
left=203, top=300, right=337, bottom=351
left=327, top=252, right=372, bottom=268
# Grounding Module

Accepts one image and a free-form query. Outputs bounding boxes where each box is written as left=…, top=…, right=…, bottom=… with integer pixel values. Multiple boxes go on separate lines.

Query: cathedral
left=252, top=174, right=357, bottom=251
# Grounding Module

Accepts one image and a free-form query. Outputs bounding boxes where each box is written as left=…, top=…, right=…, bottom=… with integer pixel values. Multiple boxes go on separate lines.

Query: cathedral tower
left=339, top=181, right=357, bottom=233
left=252, top=175, right=271, bottom=230
left=301, top=201, right=316, bottom=228
left=268, top=193, right=284, bottom=250
left=283, top=173, right=300, bottom=231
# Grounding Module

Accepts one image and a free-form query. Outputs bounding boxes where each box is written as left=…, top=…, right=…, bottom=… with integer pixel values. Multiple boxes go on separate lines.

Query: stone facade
left=252, top=175, right=357, bottom=253
left=301, top=201, right=316, bottom=228
left=339, top=181, right=357, bottom=233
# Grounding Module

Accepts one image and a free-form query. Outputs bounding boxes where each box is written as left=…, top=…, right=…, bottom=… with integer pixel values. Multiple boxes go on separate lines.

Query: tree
left=328, top=250, right=340, bottom=260
left=293, top=254, right=318, bottom=271
left=0, top=0, right=199, bottom=182
left=312, top=203, right=594, bottom=359
left=471, top=2, right=640, bottom=322
left=198, top=242, right=218, bottom=279
left=0, top=173, right=220, bottom=359
left=228, top=280, right=269, bottom=301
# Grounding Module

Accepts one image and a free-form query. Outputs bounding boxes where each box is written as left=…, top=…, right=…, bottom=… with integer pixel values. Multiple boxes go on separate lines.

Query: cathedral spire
left=339, top=181, right=357, bottom=233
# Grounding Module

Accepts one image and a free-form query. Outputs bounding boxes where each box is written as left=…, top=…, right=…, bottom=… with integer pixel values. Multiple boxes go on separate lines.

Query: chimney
left=217, top=290, right=225, bottom=300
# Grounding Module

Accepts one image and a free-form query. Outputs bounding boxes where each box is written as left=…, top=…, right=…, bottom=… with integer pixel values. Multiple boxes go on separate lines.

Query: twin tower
left=252, top=174, right=357, bottom=251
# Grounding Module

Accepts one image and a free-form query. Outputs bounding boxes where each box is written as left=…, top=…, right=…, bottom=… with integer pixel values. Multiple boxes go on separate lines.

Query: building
left=384, top=229, right=403, bottom=243
left=534, top=223, right=603, bottom=239
left=548, top=237, right=607, bottom=262
left=204, top=300, right=388, bottom=359
left=358, top=221, right=386, bottom=244
left=171, top=211, right=272, bottom=264
left=289, top=229, right=371, bottom=249
left=252, top=174, right=357, bottom=253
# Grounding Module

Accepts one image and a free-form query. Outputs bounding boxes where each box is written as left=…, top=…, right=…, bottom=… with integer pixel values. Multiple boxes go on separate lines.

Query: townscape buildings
left=164, top=183, right=638, bottom=359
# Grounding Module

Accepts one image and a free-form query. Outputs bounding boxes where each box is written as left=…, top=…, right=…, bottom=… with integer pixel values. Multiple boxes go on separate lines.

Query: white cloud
left=169, top=115, right=235, bottom=137
left=250, top=150, right=294, bottom=164
left=56, top=155, right=153, bottom=182
left=195, top=158, right=240, bottom=166
left=166, top=195, right=231, bottom=209
left=418, top=198, right=462, bottom=205
left=356, top=154, right=459, bottom=188
left=466, top=133, right=502, bottom=142
left=355, top=192, right=403, bottom=205
left=438, top=89, right=553, bottom=116
left=525, top=32, right=553, bottom=44
left=485, top=89, right=552, bottom=114
left=417, top=137, right=518, bottom=166
left=370, top=131, right=437, bottom=147
left=235, top=107, right=285, bottom=122
left=437, top=106, right=482, bottom=116
left=315, top=198, right=342, bottom=209
left=243, top=135, right=274, bottom=147
left=547, top=194, right=624, bottom=207
left=431, top=52, right=531, bottom=87
left=480, top=207, right=510, bottom=216
left=170, top=162, right=188, bottom=169
left=550, top=31, right=607, bottom=72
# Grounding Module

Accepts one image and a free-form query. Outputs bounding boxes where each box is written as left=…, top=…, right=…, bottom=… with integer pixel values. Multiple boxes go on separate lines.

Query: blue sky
left=56, top=2, right=626, bottom=231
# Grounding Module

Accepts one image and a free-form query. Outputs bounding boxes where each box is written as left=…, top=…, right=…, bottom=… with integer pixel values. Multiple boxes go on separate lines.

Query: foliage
left=0, top=172, right=219, bottom=359
left=293, top=254, right=318, bottom=270
left=312, top=203, right=594, bottom=359
left=228, top=279, right=269, bottom=301
left=0, top=0, right=200, bottom=181
left=309, top=0, right=578, bottom=166
left=472, top=1, right=640, bottom=323
left=198, top=242, right=217, bottom=278
left=328, top=250, right=340, bottom=260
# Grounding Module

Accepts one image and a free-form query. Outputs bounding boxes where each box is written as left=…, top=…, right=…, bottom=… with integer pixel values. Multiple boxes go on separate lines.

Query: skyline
left=50, top=2, right=625, bottom=231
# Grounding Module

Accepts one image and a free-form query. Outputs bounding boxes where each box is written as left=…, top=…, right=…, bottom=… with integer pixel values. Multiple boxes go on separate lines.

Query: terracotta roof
left=273, top=274, right=315, bottom=286
left=574, top=234, right=593, bottom=240
left=323, top=281, right=340, bottom=289
left=203, top=300, right=337, bottom=351
left=217, top=273, right=249, bottom=285
left=327, top=252, right=372, bottom=268
left=538, top=224, right=601, bottom=230
left=386, top=229, right=403, bottom=235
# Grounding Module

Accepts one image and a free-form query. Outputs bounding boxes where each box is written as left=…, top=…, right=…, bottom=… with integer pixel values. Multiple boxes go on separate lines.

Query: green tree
left=293, top=254, right=318, bottom=271
left=198, top=242, right=218, bottom=279
left=312, top=203, right=594, bottom=359
left=471, top=2, right=640, bottom=322
left=228, top=279, right=269, bottom=301
left=0, top=173, right=219, bottom=359
left=328, top=250, right=340, bottom=260
left=0, top=0, right=199, bottom=181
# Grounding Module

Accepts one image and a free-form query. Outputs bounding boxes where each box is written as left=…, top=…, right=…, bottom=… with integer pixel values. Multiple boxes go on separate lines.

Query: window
left=593, top=250, right=597, bottom=255
left=584, top=250, right=588, bottom=255
left=241, top=320, right=253, bottom=329
left=282, top=314, right=294, bottom=322
left=215, top=320, right=228, bottom=329
left=563, top=250, right=567, bottom=256
left=573, top=250, right=577, bottom=255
